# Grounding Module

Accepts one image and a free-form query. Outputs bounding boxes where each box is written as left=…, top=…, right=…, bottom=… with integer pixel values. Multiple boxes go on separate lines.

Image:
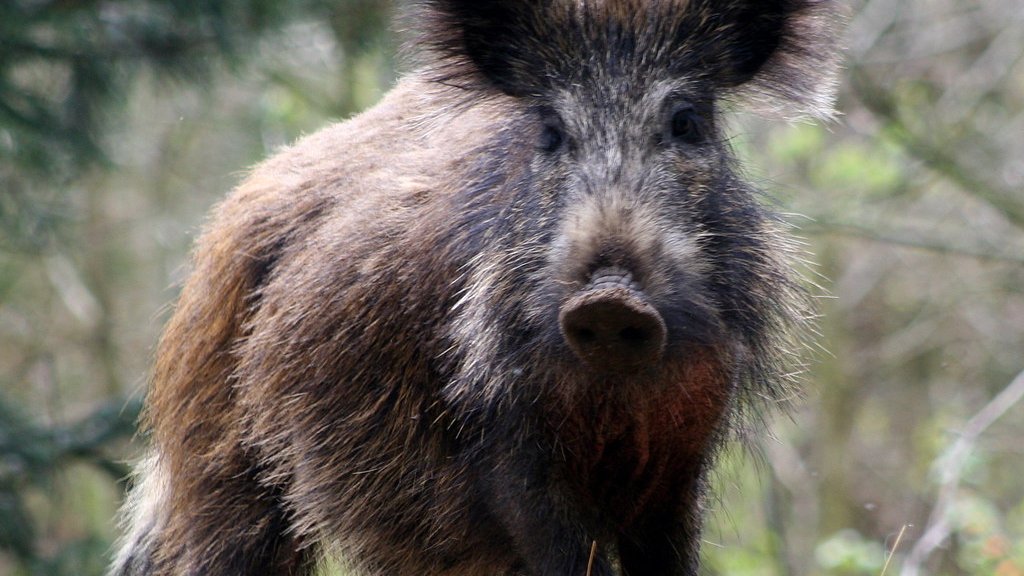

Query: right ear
left=677, top=0, right=844, bottom=119
left=417, top=0, right=553, bottom=96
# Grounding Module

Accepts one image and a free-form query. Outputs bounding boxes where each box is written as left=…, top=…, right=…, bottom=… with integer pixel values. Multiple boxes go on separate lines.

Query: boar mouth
left=558, top=267, right=667, bottom=371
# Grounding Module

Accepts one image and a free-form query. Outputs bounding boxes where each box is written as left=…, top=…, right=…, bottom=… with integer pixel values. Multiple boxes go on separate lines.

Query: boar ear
left=698, top=0, right=844, bottom=119
left=417, top=0, right=552, bottom=96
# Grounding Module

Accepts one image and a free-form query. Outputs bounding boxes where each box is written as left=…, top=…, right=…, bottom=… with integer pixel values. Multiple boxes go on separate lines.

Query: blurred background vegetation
left=0, top=0, right=1021, bottom=575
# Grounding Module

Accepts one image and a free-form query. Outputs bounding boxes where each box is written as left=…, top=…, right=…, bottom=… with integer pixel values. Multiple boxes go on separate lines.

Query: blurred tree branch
left=803, top=217, right=1024, bottom=264
left=0, top=394, right=142, bottom=482
left=850, top=68, right=1024, bottom=230
left=900, top=369, right=1024, bottom=576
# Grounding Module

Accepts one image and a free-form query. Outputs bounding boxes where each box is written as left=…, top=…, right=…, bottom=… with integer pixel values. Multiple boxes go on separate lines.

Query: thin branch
left=0, top=394, right=142, bottom=482
left=900, top=369, right=1024, bottom=576
left=802, top=218, right=1024, bottom=264
left=586, top=540, right=598, bottom=576
left=881, top=525, right=909, bottom=576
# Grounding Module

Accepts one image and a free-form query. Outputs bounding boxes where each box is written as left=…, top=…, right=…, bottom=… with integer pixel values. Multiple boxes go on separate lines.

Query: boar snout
left=559, top=266, right=667, bottom=370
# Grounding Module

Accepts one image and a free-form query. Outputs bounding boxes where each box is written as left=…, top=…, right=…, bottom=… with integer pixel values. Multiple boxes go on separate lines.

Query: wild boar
left=113, top=1, right=841, bottom=574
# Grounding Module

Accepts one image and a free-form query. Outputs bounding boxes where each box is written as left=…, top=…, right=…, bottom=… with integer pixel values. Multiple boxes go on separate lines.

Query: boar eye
left=539, top=123, right=565, bottom=154
left=669, top=105, right=707, bottom=145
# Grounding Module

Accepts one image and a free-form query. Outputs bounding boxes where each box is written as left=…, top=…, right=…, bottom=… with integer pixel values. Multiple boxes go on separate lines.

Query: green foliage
left=0, top=0, right=393, bottom=252
left=0, top=393, right=141, bottom=575
left=0, top=2, right=394, bottom=574
left=947, top=490, right=1024, bottom=576
left=763, top=123, right=908, bottom=208
left=0, top=0, right=304, bottom=173
left=814, top=530, right=886, bottom=575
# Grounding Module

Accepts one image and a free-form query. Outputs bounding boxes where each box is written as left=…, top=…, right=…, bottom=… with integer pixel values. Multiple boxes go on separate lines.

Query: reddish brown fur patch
left=551, top=347, right=730, bottom=528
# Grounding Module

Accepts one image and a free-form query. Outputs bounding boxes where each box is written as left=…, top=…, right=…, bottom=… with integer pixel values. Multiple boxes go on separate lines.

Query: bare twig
left=900, top=370, right=1024, bottom=576
left=881, top=524, right=909, bottom=576
left=585, top=540, right=598, bottom=576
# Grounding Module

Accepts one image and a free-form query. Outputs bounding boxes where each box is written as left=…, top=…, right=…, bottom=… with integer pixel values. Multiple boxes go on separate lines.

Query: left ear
left=414, top=0, right=558, bottom=97
left=693, top=0, right=845, bottom=119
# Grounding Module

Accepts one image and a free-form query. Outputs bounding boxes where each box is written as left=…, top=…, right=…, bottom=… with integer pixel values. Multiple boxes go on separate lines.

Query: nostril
left=572, top=326, right=597, bottom=344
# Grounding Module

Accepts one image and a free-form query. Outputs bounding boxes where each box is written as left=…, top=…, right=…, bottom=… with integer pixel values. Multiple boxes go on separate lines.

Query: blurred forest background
left=1, top=0, right=1022, bottom=575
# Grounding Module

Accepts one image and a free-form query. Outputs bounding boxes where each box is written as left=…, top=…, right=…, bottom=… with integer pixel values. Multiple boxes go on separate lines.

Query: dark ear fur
left=699, top=0, right=844, bottom=118
left=416, top=0, right=553, bottom=96
left=712, top=2, right=794, bottom=86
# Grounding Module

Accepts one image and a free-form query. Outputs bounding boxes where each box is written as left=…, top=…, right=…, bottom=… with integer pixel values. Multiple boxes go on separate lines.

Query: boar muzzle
left=559, top=266, right=667, bottom=370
